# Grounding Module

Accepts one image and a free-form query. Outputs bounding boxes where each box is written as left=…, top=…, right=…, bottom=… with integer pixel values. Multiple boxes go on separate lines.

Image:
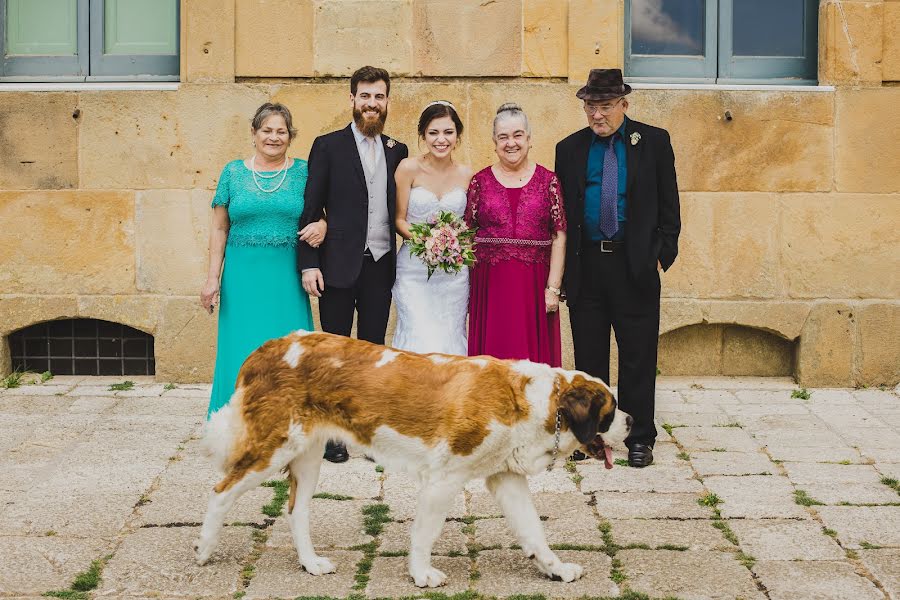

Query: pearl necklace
left=251, top=155, right=289, bottom=193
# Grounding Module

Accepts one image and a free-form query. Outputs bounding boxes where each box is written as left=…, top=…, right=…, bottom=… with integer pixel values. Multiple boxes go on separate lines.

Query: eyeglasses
left=583, top=98, right=624, bottom=116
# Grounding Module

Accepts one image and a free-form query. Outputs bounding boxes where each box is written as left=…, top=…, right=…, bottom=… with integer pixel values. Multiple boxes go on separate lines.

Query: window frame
left=717, top=0, right=818, bottom=84
left=0, top=0, right=178, bottom=82
left=624, top=0, right=819, bottom=85
left=0, top=0, right=89, bottom=81
left=87, top=0, right=179, bottom=81
left=625, top=0, right=718, bottom=84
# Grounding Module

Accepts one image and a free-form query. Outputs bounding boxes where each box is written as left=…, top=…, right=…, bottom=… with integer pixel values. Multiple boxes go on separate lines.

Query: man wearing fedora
left=555, top=68, right=681, bottom=468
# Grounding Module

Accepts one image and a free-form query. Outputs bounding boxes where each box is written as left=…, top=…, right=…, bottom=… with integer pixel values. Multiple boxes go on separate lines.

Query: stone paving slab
left=473, top=513, right=606, bottom=548
left=382, top=472, right=465, bottom=521
left=618, top=549, right=765, bottom=600
left=98, top=526, right=253, bottom=597
left=609, top=519, right=729, bottom=550
left=0, top=536, right=110, bottom=594
left=671, top=426, right=764, bottom=453
left=782, top=462, right=885, bottom=484
left=728, top=519, right=845, bottom=560
left=753, top=560, right=882, bottom=600
left=579, top=462, right=704, bottom=494
left=380, top=521, right=467, bottom=554
left=318, top=459, right=382, bottom=499
left=593, top=491, right=714, bottom=519
left=817, top=506, right=900, bottom=548
left=704, top=475, right=809, bottom=519
left=473, top=549, right=617, bottom=598
left=801, top=482, right=900, bottom=505
left=245, top=548, right=362, bottom=600
left=859, top=549, right=900, bottom=600
left=469, top=490, right=596, bottom=520
left=691, top=450, right=774, bottom=476
left=267, top=499, right=374, bottom=549
left=0, top=492, right=138, bottom=538
left=763, top=442, right=862, bottom=463
left=366, top=556, right=471, bottom=598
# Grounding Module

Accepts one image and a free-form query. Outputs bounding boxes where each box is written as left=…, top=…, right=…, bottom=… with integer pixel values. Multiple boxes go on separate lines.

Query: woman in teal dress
left=201, top=103, right=326, bottom=417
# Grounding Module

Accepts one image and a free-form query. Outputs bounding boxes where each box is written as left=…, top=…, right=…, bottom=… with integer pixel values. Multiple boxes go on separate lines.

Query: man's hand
left=302, top=269, right=325, bottom=297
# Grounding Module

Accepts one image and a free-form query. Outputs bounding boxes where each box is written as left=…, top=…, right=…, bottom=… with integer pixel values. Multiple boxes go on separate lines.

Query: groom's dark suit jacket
left=555, top=119, right=681, bottom=304
left=297, top=125, right=409, bottom=288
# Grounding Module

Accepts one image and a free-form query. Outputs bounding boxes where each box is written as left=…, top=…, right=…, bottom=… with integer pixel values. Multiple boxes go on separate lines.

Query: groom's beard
left=353, top=106, right=388, bottom=138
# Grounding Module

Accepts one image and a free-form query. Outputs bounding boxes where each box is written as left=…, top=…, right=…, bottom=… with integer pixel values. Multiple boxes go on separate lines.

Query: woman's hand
left=200, top=279, right=220, bottom=314
left=298, top=218, right=327, bottom=248
left=545, top=288, right=560, bottom=314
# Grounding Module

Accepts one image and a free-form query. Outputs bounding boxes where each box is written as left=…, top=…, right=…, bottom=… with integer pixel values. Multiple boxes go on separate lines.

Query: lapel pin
left=630, top=132, right=641, bottom=146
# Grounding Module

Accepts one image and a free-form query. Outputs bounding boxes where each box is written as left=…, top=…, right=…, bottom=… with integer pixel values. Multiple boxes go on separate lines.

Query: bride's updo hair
left=493, top=102, right=531, bottom=138
left=417, top=101, right=464, bottom=140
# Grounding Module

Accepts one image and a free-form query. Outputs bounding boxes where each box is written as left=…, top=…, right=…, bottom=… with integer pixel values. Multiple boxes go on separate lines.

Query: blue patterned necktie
left=599, top=134, right=619, bottom=239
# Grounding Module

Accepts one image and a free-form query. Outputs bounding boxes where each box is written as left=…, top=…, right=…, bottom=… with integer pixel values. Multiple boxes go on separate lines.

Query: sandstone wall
left=0, top=0, right=897, bottom=386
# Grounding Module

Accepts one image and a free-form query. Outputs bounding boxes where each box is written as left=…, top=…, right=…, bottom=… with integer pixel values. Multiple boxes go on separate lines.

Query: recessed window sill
left=0, top=81, right=180, bottom=92
left=628, top=82, right=834, bottom=93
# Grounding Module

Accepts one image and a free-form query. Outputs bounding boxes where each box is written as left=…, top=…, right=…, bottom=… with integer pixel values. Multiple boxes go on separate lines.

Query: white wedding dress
left=391, top=186, right=469, bottom=355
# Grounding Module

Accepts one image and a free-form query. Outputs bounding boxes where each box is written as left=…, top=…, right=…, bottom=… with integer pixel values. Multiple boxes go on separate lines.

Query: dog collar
left=547, top=408, right=561, bottom=472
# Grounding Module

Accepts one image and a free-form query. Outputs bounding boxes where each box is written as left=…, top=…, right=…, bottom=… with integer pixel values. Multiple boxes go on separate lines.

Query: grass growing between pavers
left=791, top=388, right=811, bottom=400
left=314, top=492, right=355, bottom=501
left=43, top=554, right=112, bottom=600
left=881, top=477, right=900, bottom=495
left=794, top=489, right=825, bottom=506
left=697, top=492, right=721, bottom=508
left=262, top=479, right=291, bottom=517
left=108, top=380, right=135, bottom=391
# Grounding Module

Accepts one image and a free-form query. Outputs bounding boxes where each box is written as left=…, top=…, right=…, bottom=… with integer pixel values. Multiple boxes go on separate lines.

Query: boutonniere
left=630, top=132, right=641, bottom=146
left=386, top=138, right=396, bottom=149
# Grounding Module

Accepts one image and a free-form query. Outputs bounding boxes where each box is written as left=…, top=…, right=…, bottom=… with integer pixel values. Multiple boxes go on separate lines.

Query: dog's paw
left=548, top=561, right=584, bottom=583
left=193, top=540, right=214, bottom=566
left=301, top=555, right=336, bottom=576
left=411, top=566, right=448, bottom=588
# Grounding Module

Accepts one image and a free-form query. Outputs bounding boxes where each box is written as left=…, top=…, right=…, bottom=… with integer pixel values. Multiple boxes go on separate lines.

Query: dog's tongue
left=604, top=446, right=614, bottom=469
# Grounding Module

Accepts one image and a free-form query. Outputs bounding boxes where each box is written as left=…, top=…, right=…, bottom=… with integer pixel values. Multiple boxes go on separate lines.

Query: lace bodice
left=212, top=159, right=308, bottom=247
left=405, top=186, right=467, bottom=224
left=464, top=165, right=567, bottom=265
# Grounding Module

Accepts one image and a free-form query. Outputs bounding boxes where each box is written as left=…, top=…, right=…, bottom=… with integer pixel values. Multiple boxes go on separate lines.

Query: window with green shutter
left=625, top=0, right=818, bottom=85
left=1, top=0, right=178, bottom=81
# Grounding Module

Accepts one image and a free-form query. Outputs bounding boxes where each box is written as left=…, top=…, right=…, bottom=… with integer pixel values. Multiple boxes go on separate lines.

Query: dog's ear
left=558, top=384, right=602, bottom=444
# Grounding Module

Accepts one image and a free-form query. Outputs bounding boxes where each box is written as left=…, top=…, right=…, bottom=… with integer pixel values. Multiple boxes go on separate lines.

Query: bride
left=391, top=101, right=473, bottom=355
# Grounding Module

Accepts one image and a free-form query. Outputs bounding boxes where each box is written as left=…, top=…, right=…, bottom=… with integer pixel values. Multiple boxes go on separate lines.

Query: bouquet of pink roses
left=407, top=210, right=477, bottom=279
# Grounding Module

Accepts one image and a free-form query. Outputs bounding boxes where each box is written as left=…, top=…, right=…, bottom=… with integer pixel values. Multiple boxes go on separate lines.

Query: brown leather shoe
left=627, top=443, right=654, bottom=468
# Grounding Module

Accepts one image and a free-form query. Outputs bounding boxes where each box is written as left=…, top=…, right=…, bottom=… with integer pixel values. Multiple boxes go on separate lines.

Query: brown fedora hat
left=576, top=68, right=632, bottom=101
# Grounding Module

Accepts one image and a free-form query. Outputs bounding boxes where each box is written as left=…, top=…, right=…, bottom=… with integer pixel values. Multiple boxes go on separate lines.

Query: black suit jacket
left=297, top=125, right=409, bottom=288
left=555, top=119, right=680, bottom=305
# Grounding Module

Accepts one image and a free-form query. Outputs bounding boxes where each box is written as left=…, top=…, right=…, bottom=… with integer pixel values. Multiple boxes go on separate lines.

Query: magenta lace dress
left=465, top=164, right=567, bottom=366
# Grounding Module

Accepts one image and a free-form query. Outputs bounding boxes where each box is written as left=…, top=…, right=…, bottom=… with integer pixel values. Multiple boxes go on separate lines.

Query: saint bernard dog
left=196, top=331, right=631, bottom=588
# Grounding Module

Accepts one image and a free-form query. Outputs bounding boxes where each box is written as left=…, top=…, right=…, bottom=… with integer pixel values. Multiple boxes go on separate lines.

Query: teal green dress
left=207, top=159, right=314, bottom=417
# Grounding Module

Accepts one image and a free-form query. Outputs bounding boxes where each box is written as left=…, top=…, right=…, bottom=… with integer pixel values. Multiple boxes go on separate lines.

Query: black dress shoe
left=324, top=441, right=349, bottom=463
left=627, top=443, right=654, bottom=468
left=570, top=450, right=589, bottom=461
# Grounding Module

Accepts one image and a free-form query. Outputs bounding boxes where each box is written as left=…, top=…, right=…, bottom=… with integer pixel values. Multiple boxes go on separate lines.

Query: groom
left=298, top=65, right=409, bottom=463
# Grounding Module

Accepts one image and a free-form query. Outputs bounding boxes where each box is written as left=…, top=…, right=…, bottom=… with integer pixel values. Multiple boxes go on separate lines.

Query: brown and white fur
left=196, top=331, right=630, bottom=587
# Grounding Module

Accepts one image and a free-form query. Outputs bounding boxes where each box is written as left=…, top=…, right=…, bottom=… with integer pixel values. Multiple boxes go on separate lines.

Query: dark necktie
left=600, top=134, right=619, bottom=239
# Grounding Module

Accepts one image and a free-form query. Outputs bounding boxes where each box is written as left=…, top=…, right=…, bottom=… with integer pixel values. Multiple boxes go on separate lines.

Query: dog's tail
left=200, top=387, right=246, bottom=475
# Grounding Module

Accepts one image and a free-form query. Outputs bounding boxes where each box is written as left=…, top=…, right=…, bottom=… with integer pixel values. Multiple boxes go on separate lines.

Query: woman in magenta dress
left=465, top=103, right=567, bottom=365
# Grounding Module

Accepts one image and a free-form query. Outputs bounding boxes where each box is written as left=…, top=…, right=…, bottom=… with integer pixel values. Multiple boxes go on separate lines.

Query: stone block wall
left=0, top=0, right=897, bottom=386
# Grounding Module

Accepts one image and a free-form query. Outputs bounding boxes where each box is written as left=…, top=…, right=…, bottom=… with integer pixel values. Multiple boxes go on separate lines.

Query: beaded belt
left=474, top=236, right=552, bottom=246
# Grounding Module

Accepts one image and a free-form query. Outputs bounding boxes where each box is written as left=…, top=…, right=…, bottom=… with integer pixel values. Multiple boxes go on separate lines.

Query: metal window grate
left=9, top=319, right=155, bottom=376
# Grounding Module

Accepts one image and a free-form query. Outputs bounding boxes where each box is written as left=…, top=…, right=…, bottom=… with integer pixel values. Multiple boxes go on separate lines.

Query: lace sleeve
left=211, top=163, right=231, bottom=207
left=464, top=175, right=480, bottom=227
left=548, top=173, right=567, bottom=233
